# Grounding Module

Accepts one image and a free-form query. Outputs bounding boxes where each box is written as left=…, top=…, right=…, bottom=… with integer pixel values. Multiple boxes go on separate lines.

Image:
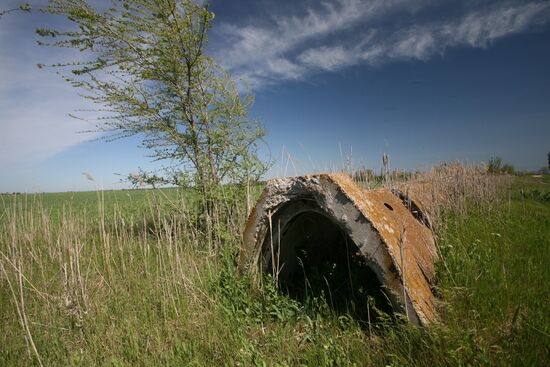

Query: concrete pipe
left=239, top=173, right=438, bottom=327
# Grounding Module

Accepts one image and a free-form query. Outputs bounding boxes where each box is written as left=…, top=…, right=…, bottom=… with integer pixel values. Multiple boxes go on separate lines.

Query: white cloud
left=389, top=28, right=436, bottom=60
left=298, top=45, right=358, bottom=71
left=385, top=1, right=550, bottom=61
left=444, top=2, right=550, bottom=48
left=217, top=0, right=550, bottom=90
left=1, top=0, right=549, bottom=169
left=0, top=90, right=99, bottom=167
left=266, top=57, right=305, bottom=79
left=218, top=0, right=418, bottom=88
left=0, top=8, right=101, bottom=168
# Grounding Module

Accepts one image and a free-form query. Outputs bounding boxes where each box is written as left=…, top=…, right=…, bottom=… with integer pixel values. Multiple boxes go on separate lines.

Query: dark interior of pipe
left=266, top=210, right=393, bottom=324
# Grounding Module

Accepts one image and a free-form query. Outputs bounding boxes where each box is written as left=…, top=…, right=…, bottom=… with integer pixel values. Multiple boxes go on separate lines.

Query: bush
left=488, top=157, right=514, bottom=174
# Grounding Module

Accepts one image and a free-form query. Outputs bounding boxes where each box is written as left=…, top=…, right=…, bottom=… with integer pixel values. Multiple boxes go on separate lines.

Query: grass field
left=1, top=173, right=549, bottom=366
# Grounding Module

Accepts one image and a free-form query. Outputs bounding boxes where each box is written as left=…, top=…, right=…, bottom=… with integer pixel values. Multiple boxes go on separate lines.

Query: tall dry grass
left=0, top=192, right=227, bottom=365
left=2, top=166, right=547, bottom=366
left=388, top=161, right=511, bottom=226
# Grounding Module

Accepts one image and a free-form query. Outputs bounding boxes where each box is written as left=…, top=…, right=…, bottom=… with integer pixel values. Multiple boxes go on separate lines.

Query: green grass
left=433, top=196, right=550, bottom=365
left=1, top=176, right=549, bottom=366
left=0, top=188, right=185, bottom=223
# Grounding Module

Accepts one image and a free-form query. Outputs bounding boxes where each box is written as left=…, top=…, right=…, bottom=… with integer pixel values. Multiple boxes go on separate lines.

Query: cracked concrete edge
left=239, top=173, right=438, bottom=327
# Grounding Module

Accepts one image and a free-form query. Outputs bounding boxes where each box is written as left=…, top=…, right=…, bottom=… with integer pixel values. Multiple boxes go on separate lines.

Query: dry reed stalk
left=0, top=208, right=44, bottom=366
left=392, top=161, right=511, bottom=227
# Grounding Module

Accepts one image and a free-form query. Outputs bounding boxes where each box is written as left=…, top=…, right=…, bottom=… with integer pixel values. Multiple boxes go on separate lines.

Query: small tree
left=547, top=151, right=550, bottom=171
left=487, top=157, right=503, bottom=174
left=501, top=163, right=514, bottom=175
left=35, top=0, right=268, bottom=247
left=487, top=157, right=515, bottom=175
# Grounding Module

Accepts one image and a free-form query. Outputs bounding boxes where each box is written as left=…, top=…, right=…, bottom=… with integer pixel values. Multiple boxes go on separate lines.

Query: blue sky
left=1, top=0, right=550, bottom=192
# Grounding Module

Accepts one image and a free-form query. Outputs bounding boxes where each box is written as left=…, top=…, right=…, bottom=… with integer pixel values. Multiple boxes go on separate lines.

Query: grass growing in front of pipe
left=0, top=173, right=549, bottom=366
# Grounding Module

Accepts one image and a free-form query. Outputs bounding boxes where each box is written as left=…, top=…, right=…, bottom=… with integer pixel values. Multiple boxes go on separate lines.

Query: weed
left=1, top=173, right=549, bottom=366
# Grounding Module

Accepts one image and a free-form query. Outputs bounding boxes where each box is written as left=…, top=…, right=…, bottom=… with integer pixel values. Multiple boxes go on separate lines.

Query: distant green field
left=0, top=187, right=185, bottom=221
left=1, top=175, right=549, bottom=366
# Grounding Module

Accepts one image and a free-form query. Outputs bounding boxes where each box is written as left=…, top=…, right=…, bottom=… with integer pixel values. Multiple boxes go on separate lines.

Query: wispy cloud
left=0, top=4, right=101, bottom=168
left=0, top=58, right=100, bottom=168
left=0, top=93, right=98, bottom=167
left=1, top=0, right=548, bottom=169
left=217, top=0, right=419, bottom=89
left=217, top=0, right=550, bottom=90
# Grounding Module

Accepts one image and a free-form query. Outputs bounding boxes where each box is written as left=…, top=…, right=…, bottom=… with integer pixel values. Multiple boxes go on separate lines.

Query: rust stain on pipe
left=240, top=173, right=438, bottom=326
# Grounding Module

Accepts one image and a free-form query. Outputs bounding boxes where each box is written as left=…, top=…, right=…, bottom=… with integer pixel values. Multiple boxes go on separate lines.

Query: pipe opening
left=265, top=210, right=393, bottom=324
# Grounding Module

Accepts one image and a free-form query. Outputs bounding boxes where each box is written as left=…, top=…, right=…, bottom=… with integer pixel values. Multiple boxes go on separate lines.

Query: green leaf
left=19, top=3, right=32, bottom=12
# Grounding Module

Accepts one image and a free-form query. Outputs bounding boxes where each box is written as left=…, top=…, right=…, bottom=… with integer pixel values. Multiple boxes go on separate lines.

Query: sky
left=1, top=0, right=549, bottom=192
